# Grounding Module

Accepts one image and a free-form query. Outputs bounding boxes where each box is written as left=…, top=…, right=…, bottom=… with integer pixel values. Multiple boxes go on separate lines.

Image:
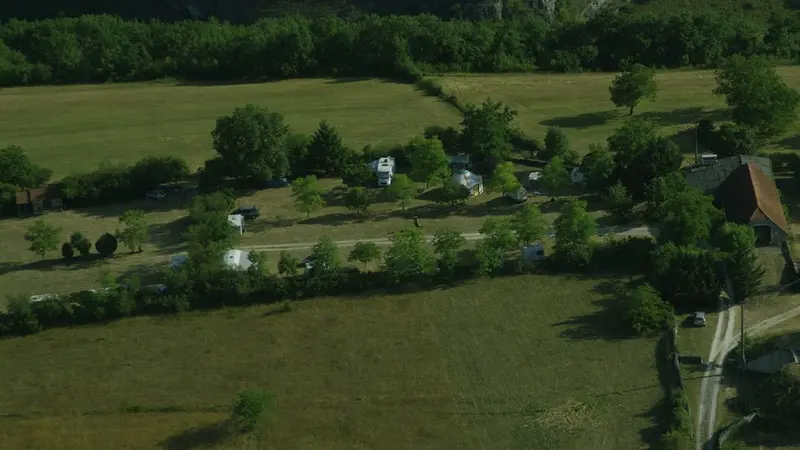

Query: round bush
left=95, top=233, right=118, bottom=257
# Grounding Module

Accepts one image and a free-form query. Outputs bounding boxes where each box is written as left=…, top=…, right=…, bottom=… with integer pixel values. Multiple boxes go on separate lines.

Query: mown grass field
left=437, top=67, right=800, bottom=156
left=0, top=78, right=461, bottom=177
left=0, top=274, right=665, bottom=450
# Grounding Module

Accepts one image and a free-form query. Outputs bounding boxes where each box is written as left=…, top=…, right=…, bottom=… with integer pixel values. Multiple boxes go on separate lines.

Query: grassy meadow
left=437, top=67, right=800, bottom=156
left=0, top=78, right=462, bottom=177
left=0, top=275, right=665, bottom=450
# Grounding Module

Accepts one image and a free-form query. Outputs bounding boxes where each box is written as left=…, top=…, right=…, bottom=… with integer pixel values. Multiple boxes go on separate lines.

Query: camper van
left=375, top=157, right=395, bottom=187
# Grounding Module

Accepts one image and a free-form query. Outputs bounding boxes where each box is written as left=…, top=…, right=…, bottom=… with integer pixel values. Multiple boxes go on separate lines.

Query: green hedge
left=0, top=11, right=795, bottom=86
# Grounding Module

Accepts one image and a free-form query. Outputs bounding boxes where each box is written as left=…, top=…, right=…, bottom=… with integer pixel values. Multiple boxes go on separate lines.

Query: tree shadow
left=638, top=107, right=729, bottom=127
left=669, top=128, right=701, bottom=154
left=322, top=185, right=349, bottom=207
left=76, top=196, right=187, bottom=218
left=635, top=397, right=669, bottom=449
left=0, top=254, right=108, bottom=276
left=116, top=262, right=165, bottom=285
left=325, top=77, right=384, bottom=84
left=553, top=281, right=634, bottom=341
left=776, top=134, right=800, bottom=150
left=149, top=217, right=191, bottom=255
left=160, top=420, right=232, bottom=450
left=539, top=110, right=618, bottom=128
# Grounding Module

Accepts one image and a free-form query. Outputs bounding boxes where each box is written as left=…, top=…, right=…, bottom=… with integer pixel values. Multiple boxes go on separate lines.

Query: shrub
left=231, top=389, right=272, bottom=432
left=95, top=233, right=118, bottom=257
left=61, top=242, right=74, bottom=259
left=70, top=232, right=92, bottom=256
left=623, top=284, right=675, bottom=336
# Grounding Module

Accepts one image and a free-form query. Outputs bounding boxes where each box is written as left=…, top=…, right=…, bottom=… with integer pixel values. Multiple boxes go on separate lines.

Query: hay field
left=437, top=67, right=800, bottom=156
left=0, top=274, right=665, bottom=450
left=0, top=78, right=461, bottom=177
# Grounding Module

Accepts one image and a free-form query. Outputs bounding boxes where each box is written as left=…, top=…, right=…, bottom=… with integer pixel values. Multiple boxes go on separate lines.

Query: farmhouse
left=714, top=163, right=789, bottom=246
left=683, top=154, right=773, bottom=193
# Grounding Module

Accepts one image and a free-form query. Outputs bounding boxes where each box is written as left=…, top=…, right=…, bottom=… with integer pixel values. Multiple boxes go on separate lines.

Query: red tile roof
left=716, top=163, right=789, bottom=234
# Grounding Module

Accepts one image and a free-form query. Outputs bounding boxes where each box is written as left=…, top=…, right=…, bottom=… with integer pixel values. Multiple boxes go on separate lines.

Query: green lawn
left=0, top=78, right=461, bottom=178
left=437, top=67, right=800, bottom=156
left=0, top=274, right=664, bottom=450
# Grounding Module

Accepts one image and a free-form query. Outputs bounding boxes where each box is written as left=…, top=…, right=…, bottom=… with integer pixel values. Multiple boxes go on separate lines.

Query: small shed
left=227, top=214, right=245, bottom=234
left=16, top=186, right=61, bottom=215
left=522, top=243, right=546, bottom=262
left=506, top=186, right=528, bottom=203
left=451, top=169, right=484, bottom=196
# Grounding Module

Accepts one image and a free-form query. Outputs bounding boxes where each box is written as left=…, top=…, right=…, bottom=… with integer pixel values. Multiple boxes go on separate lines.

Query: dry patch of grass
left=0, top=274, right=664, bottom=450
left=0, top=78, right=461, bottom=177
left=437, top=67, right=800, bottom=156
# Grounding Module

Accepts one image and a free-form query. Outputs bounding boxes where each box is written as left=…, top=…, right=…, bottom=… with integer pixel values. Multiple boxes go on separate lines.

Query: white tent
left=227, top=214, right=244, bottom=234
left=169, top=250, right=252, bottom=271
left=451, top=169, right=484, bottom=196
left=223, top=249, right=252, bottom=271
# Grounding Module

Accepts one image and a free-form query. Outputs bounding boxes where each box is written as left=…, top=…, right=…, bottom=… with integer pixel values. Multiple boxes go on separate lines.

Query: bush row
left=660, top=328, right=694, bottom=449
left=1, top=11, right=797, bottom=86
left=54, top=155, right=190, bottom=208
left=0, top=236, right=654, bottom=338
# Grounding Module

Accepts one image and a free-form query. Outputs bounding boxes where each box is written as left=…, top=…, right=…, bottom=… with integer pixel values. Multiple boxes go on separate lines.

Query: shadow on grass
left=638, top=107, right=729, bottom=127
left=0, top=254, right=108, bottom=276
left=76, top=196, right=188, bottom=218
left=149, top=217, right=191, bottom=255
left=539, top=110, right=618, bottom=128
left=160, top=420, right=232, bottom=450
left=776, top=134, right=800, bottom=150
left=553, top=278, right=634, bottom=341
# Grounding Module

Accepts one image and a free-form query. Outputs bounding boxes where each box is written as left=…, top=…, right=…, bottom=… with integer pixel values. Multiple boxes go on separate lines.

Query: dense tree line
left=2, top=10, right=800, bottom=86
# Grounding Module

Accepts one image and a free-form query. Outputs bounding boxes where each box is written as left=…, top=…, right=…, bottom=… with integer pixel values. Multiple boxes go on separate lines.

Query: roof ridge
left=746, top=163, right=788, bottom=230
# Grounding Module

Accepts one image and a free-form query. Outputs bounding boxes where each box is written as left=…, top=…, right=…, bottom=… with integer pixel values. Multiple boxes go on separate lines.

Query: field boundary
left=412, top=76, right=542, bottom=153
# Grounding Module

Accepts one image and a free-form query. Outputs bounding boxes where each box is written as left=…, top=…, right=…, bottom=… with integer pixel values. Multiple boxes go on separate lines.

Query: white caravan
left=374, top=156, right=395, bottom=187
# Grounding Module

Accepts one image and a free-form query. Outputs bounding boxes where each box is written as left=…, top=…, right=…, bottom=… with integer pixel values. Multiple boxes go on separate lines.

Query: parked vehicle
left=373, top=156, right=395, bottom=187
left=232, top=205, right=260, bottom=220
left=264, top=178, right=290, bottom=188
left=145, top=189, right=166, bottom=200
left=691, top=311, right=707, bottom=327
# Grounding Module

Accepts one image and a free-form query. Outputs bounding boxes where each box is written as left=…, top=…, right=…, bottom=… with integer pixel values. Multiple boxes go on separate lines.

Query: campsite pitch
left=0, top=78, right=461, bottom=178
left=0, top=274, right=664, bottom=450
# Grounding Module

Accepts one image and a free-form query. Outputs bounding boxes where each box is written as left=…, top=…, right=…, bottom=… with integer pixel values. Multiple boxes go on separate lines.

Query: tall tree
left=383, top=228, right=434, bottom=283
left=209, top=104, right=291, bottom=185
left=542, top=126, right=569, bottom=160
left=387, top=173, right=415, bottom=210
left=115, top=209, right=148, bottom=253
left=651, top=243, right=723, bottom=309
left=607, top=118, right=682, bottom=199
left=476, top=217, right=517, bottom=274
left=348, top=241, right=382, bottom=270
left=488, top=161, right=521, bottom=194
left=553, top=198, right=596, bottom=268
left=432, top=227, right=466, bottom=276
left=541, top=155, right=570, bottom=194
left=645, top=171, right=690, bottom=220
left=580, top=143, right=616, bottom=193
left=306, top=120, right=348, bottom=177
left=609, top=64, right=657, bottom=115
left=602, top=181, right=634, bottom=222
left=0, top=145, right=52, bottom=188
left=24, top=219, right=60, bottom=259
left=344, top=187, right=374, bottom=214
left=712, top=223, right=765, bottom=301
left=511, top=203, right=547, bottom=246
left=407, top=136, right=450, bottom=188
left=309, top=236, right=340, bottom=274
left=291, top=175, right=326, bottom=217
left=277, top=250, right=299, bottom=276
left=459, top=99, right=517, bottom=167
left=714, top=55, right=800, bottom=138
left=658, top=187, right=724, bottom=246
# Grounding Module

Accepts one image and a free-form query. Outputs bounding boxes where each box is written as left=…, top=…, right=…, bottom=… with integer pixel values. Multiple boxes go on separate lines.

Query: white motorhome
left=374, top=156, right=395, bottom=187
